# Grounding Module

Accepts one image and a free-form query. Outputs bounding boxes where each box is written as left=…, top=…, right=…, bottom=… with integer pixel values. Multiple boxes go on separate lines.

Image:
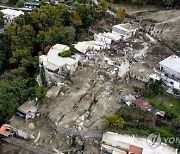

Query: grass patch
left=145, top=95, right=180, bottom=117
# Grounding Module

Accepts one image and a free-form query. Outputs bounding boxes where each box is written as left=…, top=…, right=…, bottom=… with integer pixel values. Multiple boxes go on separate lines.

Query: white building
left=159, top=55, right=180, bottom=80
left=101, top=132, right=178, bottom=154
left=39, top=44, right=79, bottom=85
left=112, top=23, right=138, bottom=40
left=0, top=9, right=24, bottom=23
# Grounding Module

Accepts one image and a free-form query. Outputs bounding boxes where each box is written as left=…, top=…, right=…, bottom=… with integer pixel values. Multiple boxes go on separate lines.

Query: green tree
left=163, top=0, right=174, bottom=6
left=173, top=116, right=180, bottom=130
left=35, top=86, right=47, bottom=103
left=44, top=26, right=75, bottom=45
left=70, top=11, right=82, bottom=26
left=16, top=1, right=24, bottom=8
left=117, top=8, right=126, bottom=21
left=105, top=115, right=125, bottom=132
left=145, top=79, right=165, bottom=96
left=0, top=12, right=4, bottom=28
left=0, top=50, right=6, bottom=71
left=74, top=2, right=95, bottom=27
left=40, top=66, right=47, bottom=86
left=0, top=77, right=35, bottom=125
left=98, top=0, right=109, bottom=13
left=8, top=0, right=18, bottom=6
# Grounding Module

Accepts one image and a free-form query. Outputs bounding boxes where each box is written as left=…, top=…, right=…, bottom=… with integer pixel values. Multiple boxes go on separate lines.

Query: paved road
left=3, top=137, right=51, bottom=154
left=0, top=5, right=32, bottom=12
left=1, top=128, right=103, bottom=154
left=58, top=128, right=103, bottom=139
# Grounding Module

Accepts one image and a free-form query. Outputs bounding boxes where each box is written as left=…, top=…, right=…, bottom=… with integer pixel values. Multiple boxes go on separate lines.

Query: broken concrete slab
left=46, top=86, right=61, bottom=99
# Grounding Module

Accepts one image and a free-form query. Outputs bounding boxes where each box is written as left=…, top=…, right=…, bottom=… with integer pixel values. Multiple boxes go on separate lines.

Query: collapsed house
left=16, top=101, right=39, bottom=120
left=0, top=9, right=24, bottom=24
left=39, top=44, right=79, bottom=85
left=135, top=98, right=152, bottom=111
left=94, top=32, right=122, bottom=45
left=92, top=23, right=140, bottom=51
left=101, top=132, right=177, bottom=154
left=0, top=124, right=14, bottom=138
left=121, top=94, right=136, bottom=106
left=0, top=124, right=34, bottom=139
left=74, top=41, right=95, bottom=54
left=129, top=63, right=158, bottom=83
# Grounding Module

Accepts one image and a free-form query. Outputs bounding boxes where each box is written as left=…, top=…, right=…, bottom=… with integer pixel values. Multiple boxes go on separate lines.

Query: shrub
left=40, top=66, right=47, bottom=87
left=70, top=45, right=76, bottom=53
left=173, top=88, right=179, bottom=95
left=117, top=8, right=126, bottom=21
left=58, top=50, right=73, bottom=57
left=145, top=79, right=165, bottom=96
left=16, top=1, right=24, bottom=8
left=35, top=86, right=47, bottom=103
left=105, top=114, right=125, bottom=132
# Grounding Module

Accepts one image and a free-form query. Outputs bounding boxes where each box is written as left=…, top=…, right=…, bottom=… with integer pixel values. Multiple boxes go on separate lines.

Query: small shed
left=135, top=98, right=152, bottom=111
left=122, top=94, right=136, bottom=106
left=0, top=124, right=14, bottom=138
left=17, top=101, right=38, bottom=120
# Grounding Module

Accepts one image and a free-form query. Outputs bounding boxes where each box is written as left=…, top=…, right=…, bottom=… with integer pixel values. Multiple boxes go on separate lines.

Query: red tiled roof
left=129, top=145, right=143, bottom=154
left=0, top=124, right=12, bottom=137
left=135, top=98, right=152, bottom=110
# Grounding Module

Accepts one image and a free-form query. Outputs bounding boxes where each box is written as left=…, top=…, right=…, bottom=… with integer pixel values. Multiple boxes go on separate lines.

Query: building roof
left=102, top=32, right=122, bottom=41
left=41, top=44, right=79, bottom=71
left=94, top=32, right=122, bottom=44
left=102, top=132, right=131, bottom=150
left=102, top=132, right=177, bottom=154
left=0, top=124, right=13, bottom=137
left=155, top=110, right=165, bottom=117
left=112, top=23, right=138, bottom=32
left=74, top=41, right=95, bottom=54
left=113, top=148, right=127, bottom=154
left=135, top=98, right=152, bottom=111
left=0, top=9, right=24, bottom=17
left=17, top=101, right=38, bottom=114
left=159, top=55, right=180, bottom=74
left=149, top=74, right=161, bottom=81
left=122, top=94, right=136, bottom=103
left=24, top=2, right=41, bottom=5
left=47, top=44, right=69, bottom=57
left=129, top=145, right=143, bottom=154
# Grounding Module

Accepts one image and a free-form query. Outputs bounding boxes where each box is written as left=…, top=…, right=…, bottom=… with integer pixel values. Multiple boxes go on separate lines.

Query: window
left=170, top=81, right=174, bottom=85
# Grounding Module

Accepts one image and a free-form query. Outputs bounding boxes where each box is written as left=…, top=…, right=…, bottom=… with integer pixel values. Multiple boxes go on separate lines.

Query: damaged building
left=112, top=23, right=138, bottom=40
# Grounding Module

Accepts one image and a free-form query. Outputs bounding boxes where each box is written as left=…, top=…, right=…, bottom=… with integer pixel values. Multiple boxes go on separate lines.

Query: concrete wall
left=126, top=31, right=133, bottom=39
left=160, top=65, right=180, bottom=79
left=42, top=62, right=78, bottom=86
left=44, top=68, right=66, bottom=86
